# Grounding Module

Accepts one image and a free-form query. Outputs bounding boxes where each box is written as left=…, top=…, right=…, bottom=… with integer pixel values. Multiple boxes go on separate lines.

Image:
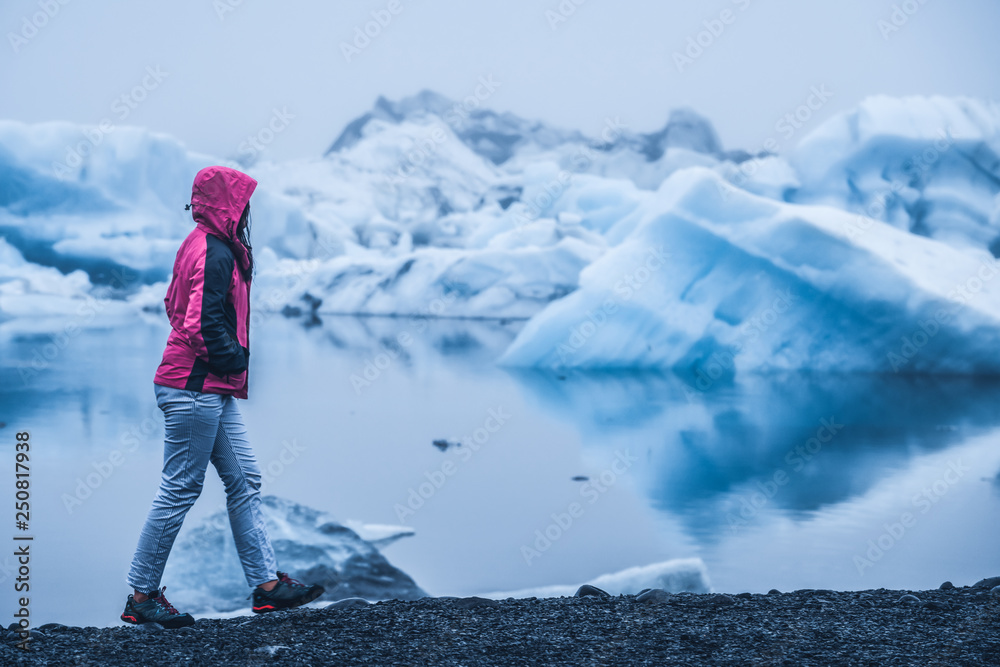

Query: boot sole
left=252, top=586, right=325, bottom=613
left=121, top=612, right=195, bottom=629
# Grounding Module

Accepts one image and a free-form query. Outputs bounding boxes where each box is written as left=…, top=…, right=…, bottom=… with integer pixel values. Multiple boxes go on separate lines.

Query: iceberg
left=4, top=93, right=1000, bottom=352
left=481, top=558, right=710, bottom=599
left=0, top=121, right=204, bottom=285
left=788, top=95, right=1000, bottom=254
left=0, top=92, right=765, bottom=328
left=0, top=238, right=137, bottom=325
left=0, top=120, right=328, bottom=286
left=162, top=495, right=426, bottom=613
left=499, top=167, right=1000, bottom=374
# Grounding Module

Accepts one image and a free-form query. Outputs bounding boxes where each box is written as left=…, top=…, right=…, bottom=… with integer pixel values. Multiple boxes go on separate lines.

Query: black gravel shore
left=4, top=582, right=1000, bottom=666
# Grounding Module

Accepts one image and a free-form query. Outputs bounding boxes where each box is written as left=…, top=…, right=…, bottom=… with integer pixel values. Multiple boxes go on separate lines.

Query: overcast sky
left=1, top=0, right=998, bottom=162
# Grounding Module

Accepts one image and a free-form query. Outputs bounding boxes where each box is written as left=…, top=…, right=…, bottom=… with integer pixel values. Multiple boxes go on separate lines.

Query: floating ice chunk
left=163, top=496, right=425, bottom=613
left=481, top=558, right=710, bottom=598
left=342, top=520, right=416, bottom=549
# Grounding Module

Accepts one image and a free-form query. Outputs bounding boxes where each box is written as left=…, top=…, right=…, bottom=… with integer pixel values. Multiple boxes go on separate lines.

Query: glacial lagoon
left=2, top=313, right=999, bottom=626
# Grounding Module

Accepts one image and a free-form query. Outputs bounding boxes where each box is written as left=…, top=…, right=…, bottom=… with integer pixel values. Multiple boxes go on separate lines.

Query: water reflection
left=505, top=369, right=1000, bottom=537
left=263, top=315, right=1000, bottom=533
left=288, top=313, right=524, bottom=369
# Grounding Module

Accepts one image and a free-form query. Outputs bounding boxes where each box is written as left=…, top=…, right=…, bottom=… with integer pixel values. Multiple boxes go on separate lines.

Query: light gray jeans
left=127, top=383, right=277, bottom=593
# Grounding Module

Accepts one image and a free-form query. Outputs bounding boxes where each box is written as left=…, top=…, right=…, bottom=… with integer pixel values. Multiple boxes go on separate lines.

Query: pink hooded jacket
left=154, top=166, right=257, bottom=399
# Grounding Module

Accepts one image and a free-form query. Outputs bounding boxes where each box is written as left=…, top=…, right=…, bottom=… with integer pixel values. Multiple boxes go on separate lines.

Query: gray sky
left=1, top=0, right=998, bottom=162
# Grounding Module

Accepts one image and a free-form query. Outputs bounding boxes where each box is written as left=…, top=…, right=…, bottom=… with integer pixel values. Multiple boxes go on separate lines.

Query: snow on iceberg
left=482, top=558, right=710, bottom=599
left=788, top=95, right=1000, bottom=254
left=499, top=167, right=1000, bottom=374
left=163, top=495, right=426, bottom=613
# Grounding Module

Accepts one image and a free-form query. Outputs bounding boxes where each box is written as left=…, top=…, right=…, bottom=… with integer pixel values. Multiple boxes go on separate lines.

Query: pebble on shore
left=3, top=585, right=999, bottom=666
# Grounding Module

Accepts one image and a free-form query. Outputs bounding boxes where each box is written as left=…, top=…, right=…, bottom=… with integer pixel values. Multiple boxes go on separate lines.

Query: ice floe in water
left=163, top=496, right=426, bottom=613
left=481, top=558, right=710, bottom=599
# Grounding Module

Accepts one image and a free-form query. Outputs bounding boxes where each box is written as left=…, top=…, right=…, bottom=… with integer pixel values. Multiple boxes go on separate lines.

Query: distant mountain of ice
left=3, top=92, right=1000, bottom=373
left=324, top=89, right=729, bottom=167
left=162, top=495, right=425, bottom=613
left=325, top=89, right=587, bottom=166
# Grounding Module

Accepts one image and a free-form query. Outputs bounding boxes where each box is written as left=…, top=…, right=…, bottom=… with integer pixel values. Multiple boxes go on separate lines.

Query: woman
left=121, top=166, right=323, bottom=629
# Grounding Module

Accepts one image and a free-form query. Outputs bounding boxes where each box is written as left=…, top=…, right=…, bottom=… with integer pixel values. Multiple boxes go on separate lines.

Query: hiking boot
left=121, top=587, right=195, bottom=629
left=251, top=571, right=325, bottom=613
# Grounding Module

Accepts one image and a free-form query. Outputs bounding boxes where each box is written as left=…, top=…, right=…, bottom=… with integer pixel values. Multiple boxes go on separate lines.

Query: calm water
left=2, top=312, right=999, bottom=627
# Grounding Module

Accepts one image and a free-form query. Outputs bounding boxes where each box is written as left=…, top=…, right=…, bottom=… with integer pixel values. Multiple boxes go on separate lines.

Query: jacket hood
left=190, top=166, right=257, bottom=270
